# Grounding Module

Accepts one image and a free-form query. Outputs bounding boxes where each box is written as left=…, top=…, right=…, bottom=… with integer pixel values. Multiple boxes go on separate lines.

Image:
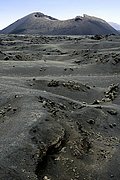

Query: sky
left=0, top=0, right=120, bottom=30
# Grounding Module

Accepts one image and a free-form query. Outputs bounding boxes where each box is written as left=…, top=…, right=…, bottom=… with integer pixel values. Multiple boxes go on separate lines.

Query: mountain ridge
left=0, top=12, right=118, bottom=35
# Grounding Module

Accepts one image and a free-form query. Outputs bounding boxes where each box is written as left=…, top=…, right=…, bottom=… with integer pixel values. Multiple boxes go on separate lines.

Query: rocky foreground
left=0, top=34, right=120, bottom=180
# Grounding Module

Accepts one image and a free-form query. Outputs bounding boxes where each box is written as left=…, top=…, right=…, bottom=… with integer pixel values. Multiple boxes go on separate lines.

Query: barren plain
left=0, top=34, right=120, bottom=180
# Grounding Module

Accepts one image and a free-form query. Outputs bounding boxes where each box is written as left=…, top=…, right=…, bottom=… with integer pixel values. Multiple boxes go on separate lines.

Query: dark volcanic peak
left=0, top=12, right=118, bottom=35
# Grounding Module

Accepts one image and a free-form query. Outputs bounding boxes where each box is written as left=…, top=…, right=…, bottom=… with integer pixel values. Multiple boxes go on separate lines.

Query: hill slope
left=0, top=12, right=118, bottom=35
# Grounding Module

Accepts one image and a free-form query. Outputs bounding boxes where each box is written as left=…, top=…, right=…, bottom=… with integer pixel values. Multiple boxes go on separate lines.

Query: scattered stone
left=107, top=110, right=117, bottom=115
left=33, top=78, right=36, bottom=81
left=15, top=95, right=19, bottom=98
left=94, top=105, right=102, bottom=109
left=85, top=84, right=91, bottom=89
left=113, top=123, right=116, bottom=127
left=13, top=108, right=17, bottom=112
left=15, top=54, right=22, bottom=60
left=105, top=83, right=119, bottom=101
left=59, top=103, right=66, bottom=110
left=110, top=174, right=114, bottom=178
left=29, top=83, right=33, bottom=86
left=4, top=56, right=9, bottom=60
left=87, top=119, right=95, bottom=125
left=92, top=100, right=100, bottom=105
left=70, top=68, right=74, bottom=71
left=7, top=106, right=12, bottom=112
left=91, top=35, right=103, bottom=40
left=0, top=110, right=5, bottom=115
left=43, top=100, right=47, bottom=106
left=74, top=60, right=81, bottom=64
left=43, top=176, right=51, bottom=180
left=109, top=124, right=113, bottom=128
left=62, top=81, right=86, bottom=91
left=40, top=68, right=43, bottom=71
left=48, top=80, right=59, bottom=87
left=112, top=58, right=120, bottom=65
left=60, top=147, right=67, bottom=153
left=78, top=105, right=86, bottom=109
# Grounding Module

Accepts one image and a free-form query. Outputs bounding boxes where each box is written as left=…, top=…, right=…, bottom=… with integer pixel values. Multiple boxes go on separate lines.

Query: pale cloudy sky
left=0, top=0, right=120, bottom=29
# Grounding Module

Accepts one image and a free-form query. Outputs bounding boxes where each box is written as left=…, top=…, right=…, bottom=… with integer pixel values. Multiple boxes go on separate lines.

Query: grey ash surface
left=0, top=34, right=120, bottom=180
